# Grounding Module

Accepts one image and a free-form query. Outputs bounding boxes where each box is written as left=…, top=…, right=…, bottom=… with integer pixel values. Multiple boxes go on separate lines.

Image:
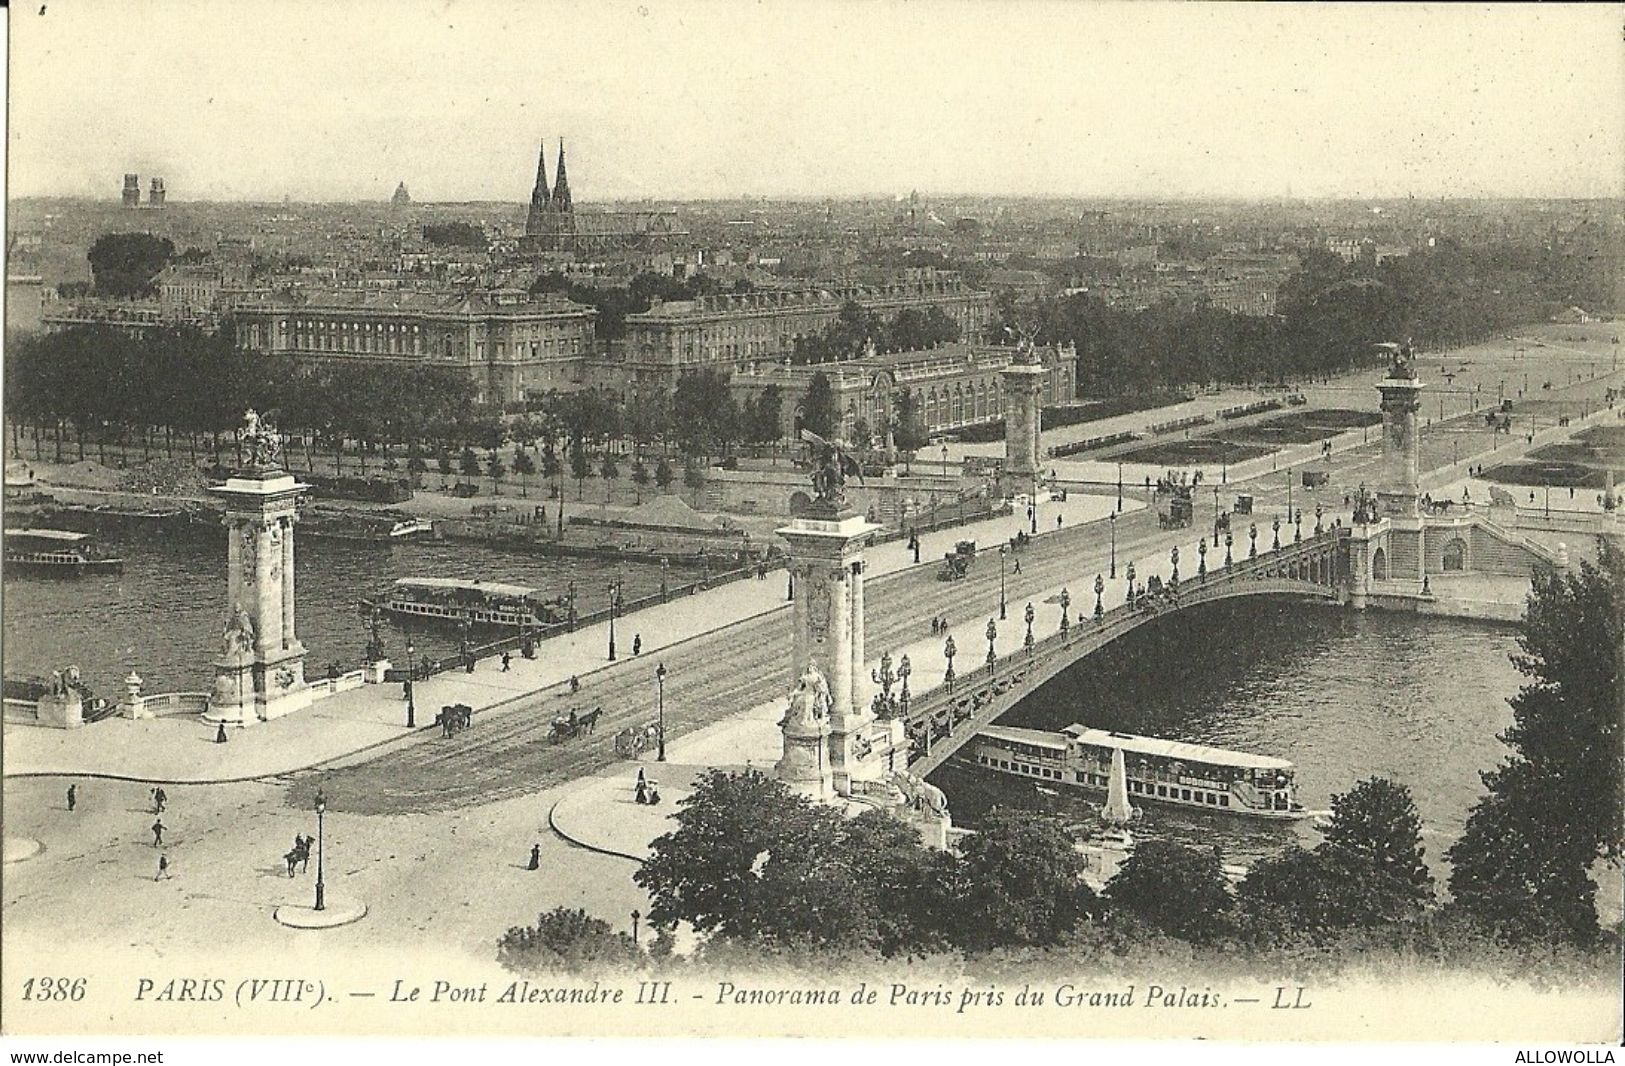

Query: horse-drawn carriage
left=437, top=703, right=473, bottom=737
left=550, top=707, right=602, bottom=743
left=939, top=539, right=977, bottom=581
left=613, top=721, right=662, bottom=758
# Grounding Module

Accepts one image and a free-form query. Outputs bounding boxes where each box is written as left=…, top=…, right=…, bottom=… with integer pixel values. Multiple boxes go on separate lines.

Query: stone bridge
left=899, top=528, right=1348, bottom=777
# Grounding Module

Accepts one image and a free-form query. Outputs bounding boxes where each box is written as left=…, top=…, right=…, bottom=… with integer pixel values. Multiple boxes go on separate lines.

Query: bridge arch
left=1372, top=546, right=1388, bottom=581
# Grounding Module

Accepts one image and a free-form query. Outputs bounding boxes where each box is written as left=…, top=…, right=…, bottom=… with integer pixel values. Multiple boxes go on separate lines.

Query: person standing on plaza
left=151, top=819, right=164, bottom=847
left=154, top=787, right=167, bottom=814
left=501, top=651, right=512, bottom=672
left=527, top=843, right=541, bottom=871
left=216, top=722, right=228, bottom=744
left=66, top=784, right=77, bottom=811
left=633, top=634, right=642, bottom=656
left=569, top=675, right=580, bottom=695
left=155, top=854, right=170, bottom=881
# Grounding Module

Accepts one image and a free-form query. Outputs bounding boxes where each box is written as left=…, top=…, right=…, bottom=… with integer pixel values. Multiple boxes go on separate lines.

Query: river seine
left=5, top=532, right=1525, bottom=869
left=936, top=598, right=1525, bottom=871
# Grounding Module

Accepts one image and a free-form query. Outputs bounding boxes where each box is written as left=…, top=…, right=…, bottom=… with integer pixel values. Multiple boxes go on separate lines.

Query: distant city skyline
left=9, top=1, right=1624, bottom=204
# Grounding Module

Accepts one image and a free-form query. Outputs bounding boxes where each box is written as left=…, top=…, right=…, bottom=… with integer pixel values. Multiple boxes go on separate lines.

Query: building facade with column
left=233, top=287, right=597, bottom=405
left=731, top=341, right=1076, bottom=444
left=614, top=276, right=996, bottom=394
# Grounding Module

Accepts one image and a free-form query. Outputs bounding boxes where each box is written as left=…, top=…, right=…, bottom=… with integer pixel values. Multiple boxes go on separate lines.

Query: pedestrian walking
left=637, top=767, right=646, bottom=787
left=632, top=634, right=642, bottom=656
left=1013, top=558, right=1022, bottom=575
left=1056, top=514, right=1063, bottom=529
left=155, top=854, right=170, bottom=881
left=527, top=843, right=541, bottom=871
left=635, top=779, right=648, bottom=805
left=66, top=784, right=77, bottom=811
left=648, top=787, right=662, bottom=807
left=154, top=787, right=167, bottom=813
left=215, top=722, right=228, bottom=744
left=569, top=675, right=580, bottom=695
left=501, top=652, right=512, bottom=672
left=151, top=819, right=165, bottom=847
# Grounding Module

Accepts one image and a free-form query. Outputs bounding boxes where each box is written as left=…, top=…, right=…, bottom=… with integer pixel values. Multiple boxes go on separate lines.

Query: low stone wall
left=304, top=670, right=367, bottom=700
left=4, top=698, right=41, bottom=725
left=127, top=692, right=211, bottom=718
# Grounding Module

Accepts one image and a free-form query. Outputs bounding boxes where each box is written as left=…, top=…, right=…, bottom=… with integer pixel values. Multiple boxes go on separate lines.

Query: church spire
left=551, top=138, right=572, bottom=213
left=525, top=142, right=551, bottom=237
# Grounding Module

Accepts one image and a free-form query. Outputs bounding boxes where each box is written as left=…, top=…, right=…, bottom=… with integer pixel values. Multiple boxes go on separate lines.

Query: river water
left=6, top=533, right=1525, bottom=870
left=933, top=598, right=1525, bottom=873
left=2, top=526, right=669, bottom=694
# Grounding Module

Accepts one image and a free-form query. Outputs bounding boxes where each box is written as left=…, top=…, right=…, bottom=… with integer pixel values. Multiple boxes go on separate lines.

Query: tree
left=421, top=221, right=488, bottom=249
left=599, top=451, right=620, bottom=506
left=1318, top=777, right=1434, bottom=909
left=951, top=808, right=1094, bottom=952
left=1103, top=839, right=1233, bottom=942
left=630, top=458, right=650, bottom=503
left=486, top=453, right=506, bottom=495
left=496, top=907, right=641, bottom=976
left=570, top=441, right=592, bottom=500
left=683, top=456, right=705, bottom=491
left=511, top=450, right=536, bottom=497
left=1447, top=539, right=1624, bottom=944
left=459, top=446, right=482, bottom=487
left=800, top=371, right=839, bottom=440
left=654, top=456, right=675, bottom=493
left=87, top=233, right=175, bottom=297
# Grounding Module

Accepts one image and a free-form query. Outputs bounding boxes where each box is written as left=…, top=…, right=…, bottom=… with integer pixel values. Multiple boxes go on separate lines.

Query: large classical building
left=233, top=287, right=597, bottom=405
left=612, top=276, right=996, bottom=394
left=730, top=341, right=1076, bottom=443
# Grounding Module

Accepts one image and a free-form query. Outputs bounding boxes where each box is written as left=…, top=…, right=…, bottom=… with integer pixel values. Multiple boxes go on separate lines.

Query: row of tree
left=790, top=302, right=962, bottom=365
left=497, top=541, right=1620, bottom=974
left=529, top=271, right=755, bottom=340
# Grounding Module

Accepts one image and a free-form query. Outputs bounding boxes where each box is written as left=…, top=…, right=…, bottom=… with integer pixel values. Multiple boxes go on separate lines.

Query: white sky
left=8, top=0, right=1625, bottom=202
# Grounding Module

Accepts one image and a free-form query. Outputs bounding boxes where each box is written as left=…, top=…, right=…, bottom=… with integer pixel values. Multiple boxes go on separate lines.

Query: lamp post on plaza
left=1108, top=511, right=1117, bottom=578
left=405, top=640, right=416, bottom=728
left=1125, top=561, right=1136, bottom=603
left=898, top=654, right=912, bottom=715
left=1225, top=530, right=1233, bottom=567
left=567, top=580, right=577, bottom=631
left=1287, top=469, right=1293, bottom=525
left=313, top=789, right=327, bottom=912
left=1272, top=516, right=1281, bottom=551
left=1059, top=587, right=1071, bottom=634
left=1249, top=523, right=1258, bottom=558
left=1023, top=602, right=1035, bottom=654
left=1093, top=574, right=1104, bottom=619
left=1116, top=462, right=1123, bottom=512
left=1198, top=537, right=1207, bottom=578
left=1169, top=545, right=1180, bottom=587
left=606, top=580, right=621, bottom=661
left=943, top=635, right=957, bottom=690
left=1294, top=509, right=1302, bottom=543
left=985, top=619, right=997, bottom=676
left=998, top=545, right=1008, bottom=620
left=1315, top=503, right=1323, bottom=535
left=655, top=662, right=667, bottom=762
left=942, top=445, right=949, bottom=478
left=1213, top=485, right=1221, bottom=542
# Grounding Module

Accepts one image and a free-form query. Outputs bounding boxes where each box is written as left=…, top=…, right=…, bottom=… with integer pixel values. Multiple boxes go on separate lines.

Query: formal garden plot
left=1225, top=409, right=1382, bottom=445
left=1113, top=438, right=1274, bottom=466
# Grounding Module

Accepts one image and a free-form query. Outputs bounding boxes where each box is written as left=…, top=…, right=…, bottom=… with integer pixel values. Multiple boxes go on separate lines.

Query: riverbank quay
left=2, top=491, right=1134, bottom=782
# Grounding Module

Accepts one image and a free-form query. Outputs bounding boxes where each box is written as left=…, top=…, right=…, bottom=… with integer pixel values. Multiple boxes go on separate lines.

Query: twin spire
left=528, top=140, right=571, bottom=210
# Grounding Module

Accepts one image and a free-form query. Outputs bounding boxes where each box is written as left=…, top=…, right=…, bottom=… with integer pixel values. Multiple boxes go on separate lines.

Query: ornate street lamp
left=1059, top=587, right=1071, bottom=634
left=1093, top=573, right=1104, bottom=619
left=655, top=662, right=667, bottom=761
left=1198, top=537, right=1207, bottom=578
left=1272, top=515, right=1281, bottom=551
left=405, top=639, right=416, bottom=728
left=1108, top=511, right=1117, bottom=578
left=1225, top=530, right=1234, bottom=566
left=1249, top=522, right=1258, bottom=558
left=1315, top=503, right=1323, bottom=535
left=998, top=545, right=1007, bottom=620
left=1126, top=561, right=1137, bottom=602
left=1023, top=602, right=1035, bottom=655
left=985, top=618, right=997, bottom=675
left=943, top=635, right=957, bottom=689
left=1170, top=545, right=1180, bottom=587
left=1293, top=509, right=1302, bottom=543
left=897, top=654, right=911, bottom=713
left=607, top=580, right=621, bottom=661
left=567, top=580, right=578, bottom=630
left=871, top=650, right=897, bottom=719
left=313, top=789, right=327, bottom=912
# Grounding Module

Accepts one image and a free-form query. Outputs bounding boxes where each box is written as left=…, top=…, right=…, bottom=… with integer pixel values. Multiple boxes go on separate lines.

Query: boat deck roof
left=9, top=528, right=91, bottom=542
left=393, top=577, right=538, bottom=598
left=980, top=724, right=1292, bottom=770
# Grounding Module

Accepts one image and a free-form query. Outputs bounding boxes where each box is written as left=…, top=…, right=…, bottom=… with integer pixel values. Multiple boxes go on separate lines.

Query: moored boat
left=302, top=509, right=435, bottom=544
left=361, top=577, right=566, bottom=629
left=972, top=723, right=1312, bottom=821
left=3, top=528, right=125, bottom=576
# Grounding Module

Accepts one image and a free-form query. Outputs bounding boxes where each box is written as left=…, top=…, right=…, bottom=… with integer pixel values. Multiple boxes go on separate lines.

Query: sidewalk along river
left=2, top=525, right=674, bottom=697
left=932, top=597, right=1525, bottom=875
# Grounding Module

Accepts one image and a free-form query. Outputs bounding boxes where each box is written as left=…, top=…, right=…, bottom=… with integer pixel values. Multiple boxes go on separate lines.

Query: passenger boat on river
left=4, top=528, right=125, bottom=576
left=362, top=577, right=567, bottom=629
left=972, top=723, right=1311, bottom=820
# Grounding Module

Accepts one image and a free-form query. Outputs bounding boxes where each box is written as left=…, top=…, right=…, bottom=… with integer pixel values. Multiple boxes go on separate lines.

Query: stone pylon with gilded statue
left=206, top=410, right=313, bottom=726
